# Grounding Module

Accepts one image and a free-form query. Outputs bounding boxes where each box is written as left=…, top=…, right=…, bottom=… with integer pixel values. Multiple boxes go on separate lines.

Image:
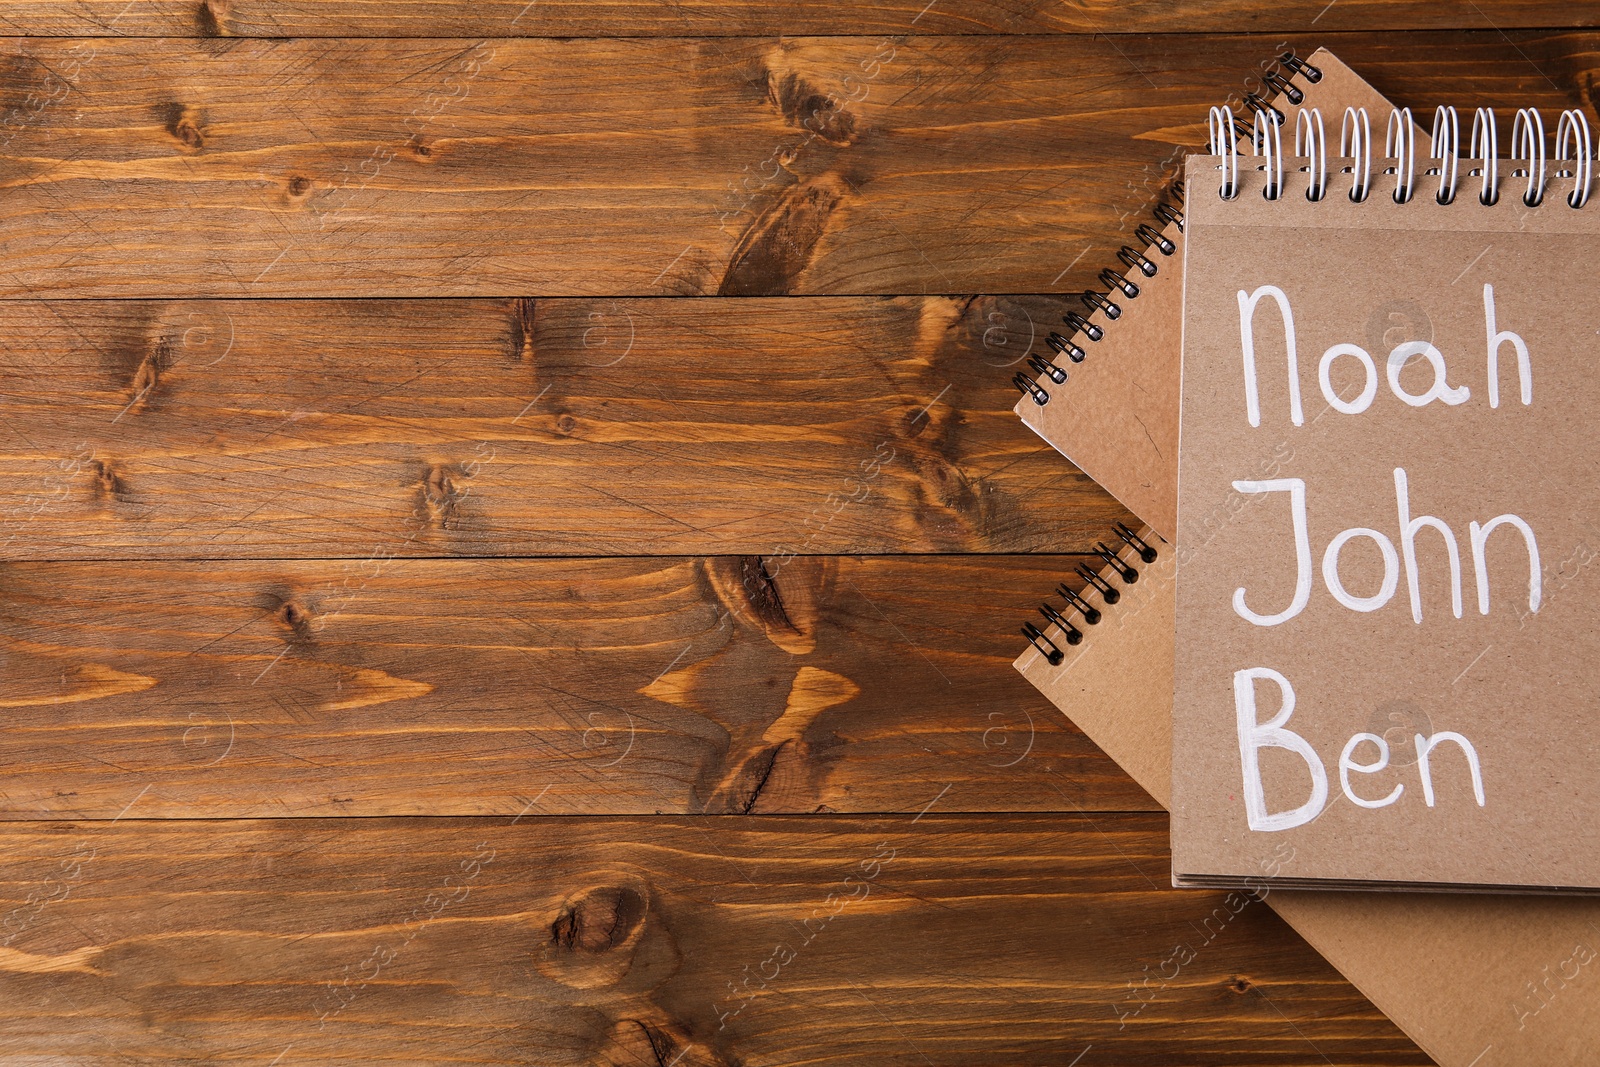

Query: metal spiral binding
left=1080, top=290, right=1121, bottom=320
left=1026, top=352, right=1067, bottom=384
left=1062, top=310, right=1104, bottom=341
left=1008, top=180, right=1180, bottom=409
left=1211, top=103, right=1595, bottom=209
left=1012, top=372, right=1049, bottom=405
left=1012, top=49, right=1322, bottom=407
left=1092, top=542, right=1139, bottom=582
left=1131, top=224, right=1172, bottom=255
left=1100, top=267, right=1140, bottom=298
left=1261, top=68, right=1304, bottom=106
left=1019, top=525, right=1162, bottom=667
left=1277, top=52, right=1323, bottom=84
left=1117, top=247, right=1157, bottom=279
left=1115, top=522, right=1158, bottom=562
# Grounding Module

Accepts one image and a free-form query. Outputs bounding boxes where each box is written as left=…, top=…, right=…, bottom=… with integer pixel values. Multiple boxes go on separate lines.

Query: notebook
left=1170, top=110, right=1600, bottom=892
left=1012, top=49, right=1403, bottom=539
left=1015, top=541, right=1600, bottom=1066
left=1012, top=78, right=1600, bottom=1060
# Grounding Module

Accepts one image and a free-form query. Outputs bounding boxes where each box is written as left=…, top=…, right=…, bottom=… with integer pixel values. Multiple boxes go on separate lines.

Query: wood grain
left=0, top=0, right=1586, bottom=37
left=0, top=814, right=1429, bottom=1065
left=0, top=296, right=1127, bottom=558
left=0, top=553, right=1160, bottom=818
left=3, top=12, right=1587, bottom=1061
left=0, top=33, right=1590, bottom=297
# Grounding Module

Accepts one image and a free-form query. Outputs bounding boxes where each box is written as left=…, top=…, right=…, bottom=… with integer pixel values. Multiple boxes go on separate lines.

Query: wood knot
left=90, top=459, right=127, bottom=502
left=902, top=404, right=934, bottom=437
left=537, top=880, right=672, bottom=990
left=1227, top=975, right=1254, bottom=994
left=287, top=175, right=311, bottom=196
left=736, top=556, right=800, bottom=635
left=767, top=71, right=858, bottom=146
left=196, top=0, right=228, bottom=35
left=508, top=297, right=536, bottom=364
left=601, top=1017, right=729, bottom=1067
left=708, top=742, right=785, bottom=815
left=555, top=414, right=577, bottom=434
left=718, top=174, right=847, bottom=296
left=130, top=360, right=158, bottom=398
left=550, top=885, right=646, bottom=955
left=276, top=599, right=314, bottom=639
left=701, top=555, right=824, bottom=655
left=699, top=666, right=857, bottom=813
left=418, top=463, right=467, bottom=529
left=164, top=103, right=206, bottom=150
left=125, top=337, right=173, bottom=414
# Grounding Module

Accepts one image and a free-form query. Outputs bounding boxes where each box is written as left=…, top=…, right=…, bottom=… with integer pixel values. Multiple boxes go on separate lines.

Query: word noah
left=1238, top=282, right=1531, bottom=427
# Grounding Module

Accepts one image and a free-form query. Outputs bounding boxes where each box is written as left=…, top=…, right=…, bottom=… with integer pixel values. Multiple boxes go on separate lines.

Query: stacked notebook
left=1011, top=49, right=1600, bottom=1066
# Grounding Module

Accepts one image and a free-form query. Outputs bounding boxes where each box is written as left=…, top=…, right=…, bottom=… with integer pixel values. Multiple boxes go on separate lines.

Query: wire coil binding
left=1388, top=107, right=1417, bottom=204
left=1297, top=107, right=1327, bottom=201
left=1019, top=525, right=1162, bottom=667
left=1342, top=106, right=1372, bottom=203
left=1208, top=104, right=1594, bottom=210
left=1011, top=50, right=1324, bottom=407
left=1472, top=107, right=1499, bottom=205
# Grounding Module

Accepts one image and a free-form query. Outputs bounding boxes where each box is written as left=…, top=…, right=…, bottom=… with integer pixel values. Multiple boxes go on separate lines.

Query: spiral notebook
left=1012, top=59, right=1600, bottom=1063
left=1015, top=536, right=1600, bottom=1066
left=1170, top=114, right=1600, bottom=893
left=1012, top=49, right=1401, bottom=538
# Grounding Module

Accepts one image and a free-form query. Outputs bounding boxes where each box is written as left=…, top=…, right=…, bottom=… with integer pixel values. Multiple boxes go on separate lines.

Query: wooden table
left=0, top=4, right=1591, bottom=1062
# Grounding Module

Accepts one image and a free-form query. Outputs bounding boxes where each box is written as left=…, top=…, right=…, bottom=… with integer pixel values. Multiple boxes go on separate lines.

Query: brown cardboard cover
left=1170, top=157, right=1600, bottom=891
left=1016, top=568, right=1600, bottom=1066
left=1013, top=51, right=1600, bottom=1059
left=1013, top=49, right=1403, bottom=539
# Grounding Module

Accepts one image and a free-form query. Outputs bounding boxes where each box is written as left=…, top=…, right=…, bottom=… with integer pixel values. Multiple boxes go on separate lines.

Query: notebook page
left=1171, top=150, right=1600, bottom=891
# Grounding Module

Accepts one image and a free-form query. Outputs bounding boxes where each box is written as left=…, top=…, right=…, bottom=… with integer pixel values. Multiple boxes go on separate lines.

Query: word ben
left=1235, top=666, right=1486, bottom=831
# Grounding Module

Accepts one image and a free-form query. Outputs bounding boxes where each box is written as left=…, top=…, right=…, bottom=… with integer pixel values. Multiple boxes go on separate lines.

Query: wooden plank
left=0, top=814, right=1429, bottom=1065
left=0, top=553, right=1161, bottom=818
left=0, top=296, right=1126, bottom=558
left=0, top=0, right=1586, bottom=37
left=0, top=32, right=1590, bottom=297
